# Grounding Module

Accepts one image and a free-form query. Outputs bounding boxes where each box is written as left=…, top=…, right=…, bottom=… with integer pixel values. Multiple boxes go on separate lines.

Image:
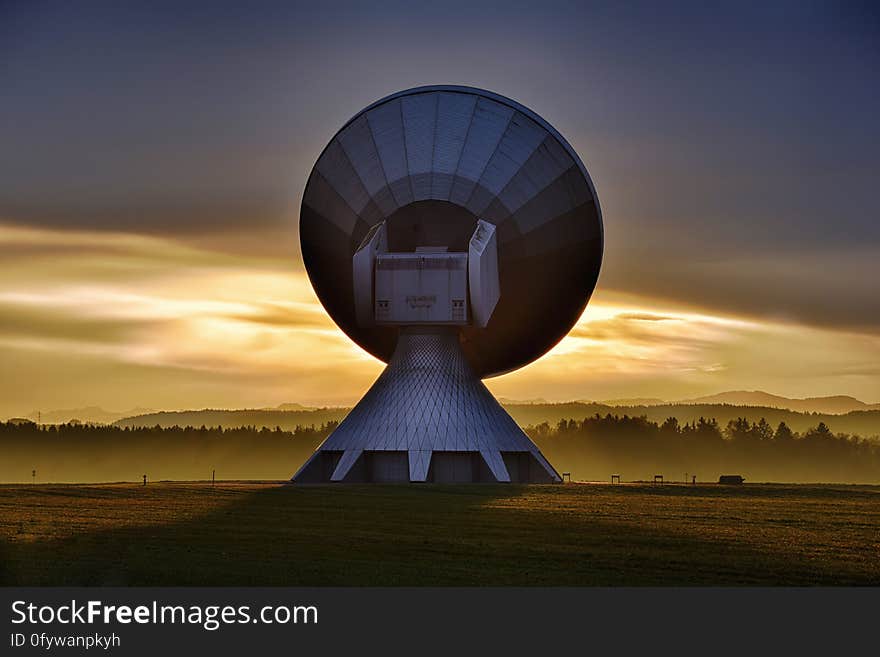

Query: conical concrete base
left=292, top=329, right=560, bottom=483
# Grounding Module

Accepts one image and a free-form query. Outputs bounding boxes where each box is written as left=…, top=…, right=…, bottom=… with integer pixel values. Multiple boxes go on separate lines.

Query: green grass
left=1, top=482, right=878, bottom=585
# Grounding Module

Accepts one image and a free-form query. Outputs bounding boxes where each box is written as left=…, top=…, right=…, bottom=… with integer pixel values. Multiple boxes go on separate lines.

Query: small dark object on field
left=719, top=475, right=745, bottom=485
left=143, top=474, right=147, bottom=486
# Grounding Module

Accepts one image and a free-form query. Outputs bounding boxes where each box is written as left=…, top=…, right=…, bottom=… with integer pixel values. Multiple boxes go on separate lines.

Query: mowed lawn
left=1, top=482, right=878, bottom=585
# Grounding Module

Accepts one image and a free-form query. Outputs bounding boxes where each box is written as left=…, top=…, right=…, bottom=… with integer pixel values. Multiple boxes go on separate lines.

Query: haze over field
left=3, top=411, right=879, bottom=484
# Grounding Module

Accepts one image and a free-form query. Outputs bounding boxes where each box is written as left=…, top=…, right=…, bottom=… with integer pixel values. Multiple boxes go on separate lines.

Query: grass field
left=1, top=482, right=878, bottom=585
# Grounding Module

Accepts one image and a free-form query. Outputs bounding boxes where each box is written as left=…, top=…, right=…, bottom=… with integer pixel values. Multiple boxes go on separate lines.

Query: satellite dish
left=293, top=86, right=603, bottom=484
left=300, top=85, right=603, bottom=379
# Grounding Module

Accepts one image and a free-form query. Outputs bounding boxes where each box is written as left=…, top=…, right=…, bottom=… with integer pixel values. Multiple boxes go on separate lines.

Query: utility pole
left=212, top=469, right=215, bottom=487
left=31, top=469, right=36, bottom=485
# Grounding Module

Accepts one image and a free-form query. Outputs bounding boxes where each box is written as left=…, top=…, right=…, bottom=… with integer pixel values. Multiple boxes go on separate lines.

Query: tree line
left=0, top=421, right=336, bottom=483
left=528, top=414, right=880, bottom=483
left=2, top=414, right=879, bottom=483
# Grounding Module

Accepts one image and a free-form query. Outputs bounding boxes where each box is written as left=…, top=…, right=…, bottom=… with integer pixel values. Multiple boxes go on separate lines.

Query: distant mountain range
left=496, top=397, right=550, bottom=405
left=597, top=398, right=667, bottom=407
left=273, top=403, right=317, bottom=412
left=594, top=391, right=880, bottom=415
left=21, top=402, right=319, bottom=425
left=678, top=391, right=880, bottom=414
left=25, top=406, right=157, bottom=425
left=10, top=391, right=879, bottom=431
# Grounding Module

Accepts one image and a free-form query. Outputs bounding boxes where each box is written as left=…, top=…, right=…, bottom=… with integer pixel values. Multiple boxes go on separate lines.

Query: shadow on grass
left=1, top=483, right=878, bottom=586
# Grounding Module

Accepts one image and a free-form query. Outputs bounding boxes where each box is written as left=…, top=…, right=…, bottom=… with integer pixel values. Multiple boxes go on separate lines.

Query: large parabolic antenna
left=293, top=85, right=602, bottom=483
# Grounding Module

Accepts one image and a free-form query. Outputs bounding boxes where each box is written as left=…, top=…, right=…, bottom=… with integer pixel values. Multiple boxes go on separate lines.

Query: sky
left=1, top=1, right=878, bottom=416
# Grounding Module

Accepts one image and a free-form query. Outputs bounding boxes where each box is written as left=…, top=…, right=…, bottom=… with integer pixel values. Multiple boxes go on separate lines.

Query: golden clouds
left=0, top=223, right=382, bottom=415
left=0, top=222, right=878, bottom=417
left=486, top=291, right=880, bottom=403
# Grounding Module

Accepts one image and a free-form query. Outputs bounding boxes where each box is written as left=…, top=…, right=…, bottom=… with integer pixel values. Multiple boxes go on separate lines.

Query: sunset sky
left=1, top=1, right=878, bottom=417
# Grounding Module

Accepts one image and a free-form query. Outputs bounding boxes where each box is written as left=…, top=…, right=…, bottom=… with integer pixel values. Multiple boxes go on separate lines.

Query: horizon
left=18, top=386, right=880, bottom=413
left=1, top=2, right=878, bottom=416
left=10, top=387, right=880, bottom=424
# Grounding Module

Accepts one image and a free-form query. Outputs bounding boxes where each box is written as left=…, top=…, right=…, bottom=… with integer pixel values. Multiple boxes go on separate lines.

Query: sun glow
left=0, top=223, right=877, bottom=416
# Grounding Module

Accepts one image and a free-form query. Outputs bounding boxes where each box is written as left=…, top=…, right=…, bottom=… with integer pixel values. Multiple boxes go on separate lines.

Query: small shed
left=718, top=475, right=745, bottom=485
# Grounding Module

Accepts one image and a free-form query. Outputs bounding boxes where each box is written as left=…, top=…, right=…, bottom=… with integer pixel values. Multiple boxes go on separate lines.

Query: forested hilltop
left=530, top=415, right=880, bottom=483
left=111, top=403, right=880, bottom=438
